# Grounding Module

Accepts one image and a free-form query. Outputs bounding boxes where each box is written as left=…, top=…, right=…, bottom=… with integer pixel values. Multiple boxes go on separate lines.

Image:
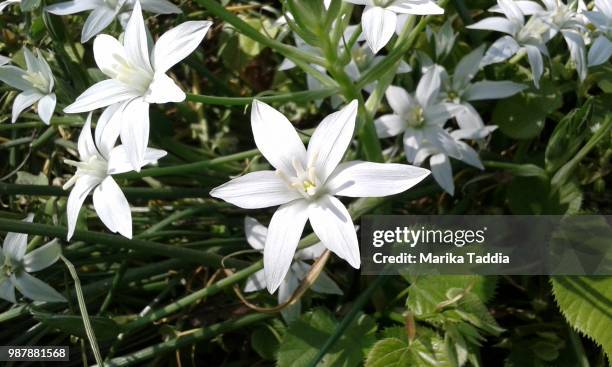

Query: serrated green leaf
left=365, top=338, right=417, bottom=367
left=551, top=276, right=612, bottom=360
left=276, top=308, right=376, bottom=367
left=366, top=328, right=449, bottom=367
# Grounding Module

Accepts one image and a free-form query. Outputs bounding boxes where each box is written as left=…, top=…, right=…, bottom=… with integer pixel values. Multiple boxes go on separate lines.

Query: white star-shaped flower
left=211, top=100, right=430, bottom=292
left=45, top=0, right=181, bottom=43
left=63, top=112, right=166, bottom=240
left=343, top=0, right=444, bottom=54
left=468, top=0, right=550, bottom=87
left=0, top=49, right=56, bottom=124
left=243, top=217, right=342, bottom=322
left=64, top=2, right=211, bottom=171
left=0, top=215, right=66, bottom=304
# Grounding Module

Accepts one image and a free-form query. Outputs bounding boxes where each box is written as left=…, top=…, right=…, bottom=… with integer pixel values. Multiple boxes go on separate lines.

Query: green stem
left=101, top=313, right=273, bottom=367
left=0, top=219, right=247, bottom=268
left=186, top=87, right=338, bottom=106
left=307, top=275, right=388, bottom=367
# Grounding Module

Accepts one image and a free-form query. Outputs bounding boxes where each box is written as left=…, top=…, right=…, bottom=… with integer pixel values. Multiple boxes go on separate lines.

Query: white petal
left=403, top=129, right=425, bottom=163
left=3, top=216, right=31, bottom=262
left=0, top=55, right=10, bottom=66
left=467, top=17, right=518, bottom=35
left=93, top=176, right=132, bottom=238
left=374, top=114, right=406, bottom=138
left=416, top=64, right=443, bottom=107
left=251, top=100, right=307, bottom=174
left=279, top=275, right=301, bottom=322
left=497, top=0, right=524, bottom=25
left=23, top=48, right=39, bottom=74
left=124, top=1, right=152, bottom=72
left=140, top=0, right=182, bottom=14
left=152, top=21, right=212, bottom=73
left=463, top=80, right=527, bottom=101
left=210, top=171, right=302, bottom=209
left=385, top=85, right=416, bottom=116
left=562, top=30, right=587, bottom=81
left=429, top=153, right=454, bottom=195
left=94, top=103, right=124, bottom=159
left=11, top=272, right=66, bottom=302
left=307, top=100, right=358, bottom=182
left=0, top=279, right=16, bottom=303
left=0, top=66, right=32, bottom=91
left=264, top=200, right=309, bottom=293
left=454, top=103, right=485, bottom=130
left=66, top=175, right=101, bottom=240
left=37, top=93, right=56, bottom=125
left=278, top=58, right=296, bottom=71
left=107, top=145, right=166, bottom=174
left=362, top=6, right=396, bottom=54
left=452, top=46, right=485, bottom=90
left=423, top=125, right=462, bottom=158
left=296, top=242, right=326, bottom=260
left=489, top=0, right=543, bottom=15
left=308, top=195, right=360, bottom=269
left=144, top=72, right=185, bottom=104
left=12, top=90, right=43, bottom=123
left=278, top=271, right=299, bottom=304
left=456, top=141, right=484, bottom=169
left=81, top=6, right=116, bottom=43
left=587, top=35, right=612, bottom=67
left=78, top=113, right=101, bottom=160
left=23, top=240, right=61, bottom=273
left=45, top=0, right=99, bottom=15
left=480, top=36, right=520, bottom=66
left=93, top=34, right=129, bottom=78
left=326, top=161, right=430, bottom=197
left=387, top=0, right=444, bottom=15
left=524, top=44, right=544, bottom=88
left=119, top=98, right=150, bottom=171
left=244, top=216, right=268, bottom=251
left=64, top=79, right=139, bottom=113
left=244, top=269, right=266, bottom=292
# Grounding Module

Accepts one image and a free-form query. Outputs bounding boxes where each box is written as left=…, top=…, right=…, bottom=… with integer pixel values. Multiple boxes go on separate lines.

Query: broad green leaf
left=32, top=312, right=122, bottom=340
left=15, top=171, right=48, bottom=186
left=251, top=320, right=285, bottom=361
left=493, top=81, right=562, bottom=139
left=276, top=308, right=377, bottom=367
left=366, top=327, right=449, bottom=367
left=405, top=275, right=498, bottom=316
left=551, top=276, right=612, bottom=359
left=238, top=16, right=279, bottom=56
left=365, top=338, right=418, bottom=367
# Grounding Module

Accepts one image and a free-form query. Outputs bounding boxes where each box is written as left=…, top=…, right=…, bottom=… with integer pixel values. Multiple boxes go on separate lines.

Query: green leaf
left=32, top=311, right=122, bottom=340
left=15, top=171, right=48, bottom=186
left=551, top=276, right=612, bottom=360
left=251, top=320, right=285, bottom=361
left=365, top=328, right=448, bottom=367
left=365, top=338, right=418, bottom=367
left=276, top=308, right=376, bottom=367
left=405, top=275, right=497, bottom=316
left=493, top=81, right=562, bottom=139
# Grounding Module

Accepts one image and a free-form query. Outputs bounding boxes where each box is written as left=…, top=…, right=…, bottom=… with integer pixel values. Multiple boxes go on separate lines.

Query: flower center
left=63, top=156, right=108, bottom=189
left=277, top=154, right=322, bottom=199
left=445, top=89, right=461, bottom=104
left=517, top=18, right=549, bottom=44
left=405, top=106, right=425, bottom=128
left=23, top=71, right=51, bottom=94
left=105, top=54, right=153, bottom=95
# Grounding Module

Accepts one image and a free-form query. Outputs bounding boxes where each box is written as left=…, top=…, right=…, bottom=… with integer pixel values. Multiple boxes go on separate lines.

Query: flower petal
left=251, top=100, right=307, bottom=174
left=64, top=79, right=139, bottom=113
left=480, top=35, right=520, bottom=66
left=467, top=17, right=517, bottom=35
left=453, top=103, right=485, bottom=130
left=119, top=98, right=150, bottom=171
left=93, top=176, right=132, bottom=238
left=561, top=30, right=587, bottom=81
left=140, top=0, right=182, bottom=14
left=387, top=0, right=444, bottom=15
left=123, top=1, right=152, bottom=72
left=385, top=85, right=416, bottom=117
left=244, top=269, right=266, bottom=292
left=82, top=6, right=116, bottom=43
left=0, top=65, right=32, bottom=90
left=524, top=44, right=544, bottom=88
left=23, top=240, right=61, bottom=273
left=279, top=274, right=301, bottom=322
left=296, top=242, right=326, bottom=260
left=430, top=153, right=454, bottom=195
left=78, top=113, right=101, bottom=160
left=362, top=6, right=396, bottom=54
left=210, top=171, right=302, bottom=209
left=11, top=272, right=66, bottom=303
left=245, top=216, right=268, bottom=251
left=144, top=72, right=186, bottom=104
left=37, top=93, right=56, bottom=125
left=0, top=279, right=16, bottom=303
left=45, top=0, right=100, bottom=15
left=463, top=80, right=527, bottom=101
left=587, top=35, right=612, bottom=67
left=327, top=161, right=430, bottom=197
left=152, top=21, right=212, bottom=73
left=3, top=215, right=33, bottom=262
left=93, top=34, right=129, bottom=78
left=12, top=90, right=43, bottom=123
left=452, top=46, right=485, bottom=90
left=66, top=174, right=101, bottom=241
left=374, top=114, right=407, bottom=138
left=307, top=100, right=358, bottom=182
left=107, top=145, right=166, bottom=174
left=309, top=195, right=360, bottom=269
left=264, top=200, right=309, bottom=293
left=94, top=103, right=124, bottom=159
left=416, top=64, right=443, bottom=107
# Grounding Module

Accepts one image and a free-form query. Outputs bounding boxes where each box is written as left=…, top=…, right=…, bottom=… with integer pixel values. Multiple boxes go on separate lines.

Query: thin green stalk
left=0, top=183, right=214, bottom=200
left=101, top=312, right=273, bottom=367
left=0, top=219, right=247, bottom=268
left=186, top=87, right=338, bottom=106
left=307, top=275, right=388, bottom=367
left=61, top=255, right=104, bottom=366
